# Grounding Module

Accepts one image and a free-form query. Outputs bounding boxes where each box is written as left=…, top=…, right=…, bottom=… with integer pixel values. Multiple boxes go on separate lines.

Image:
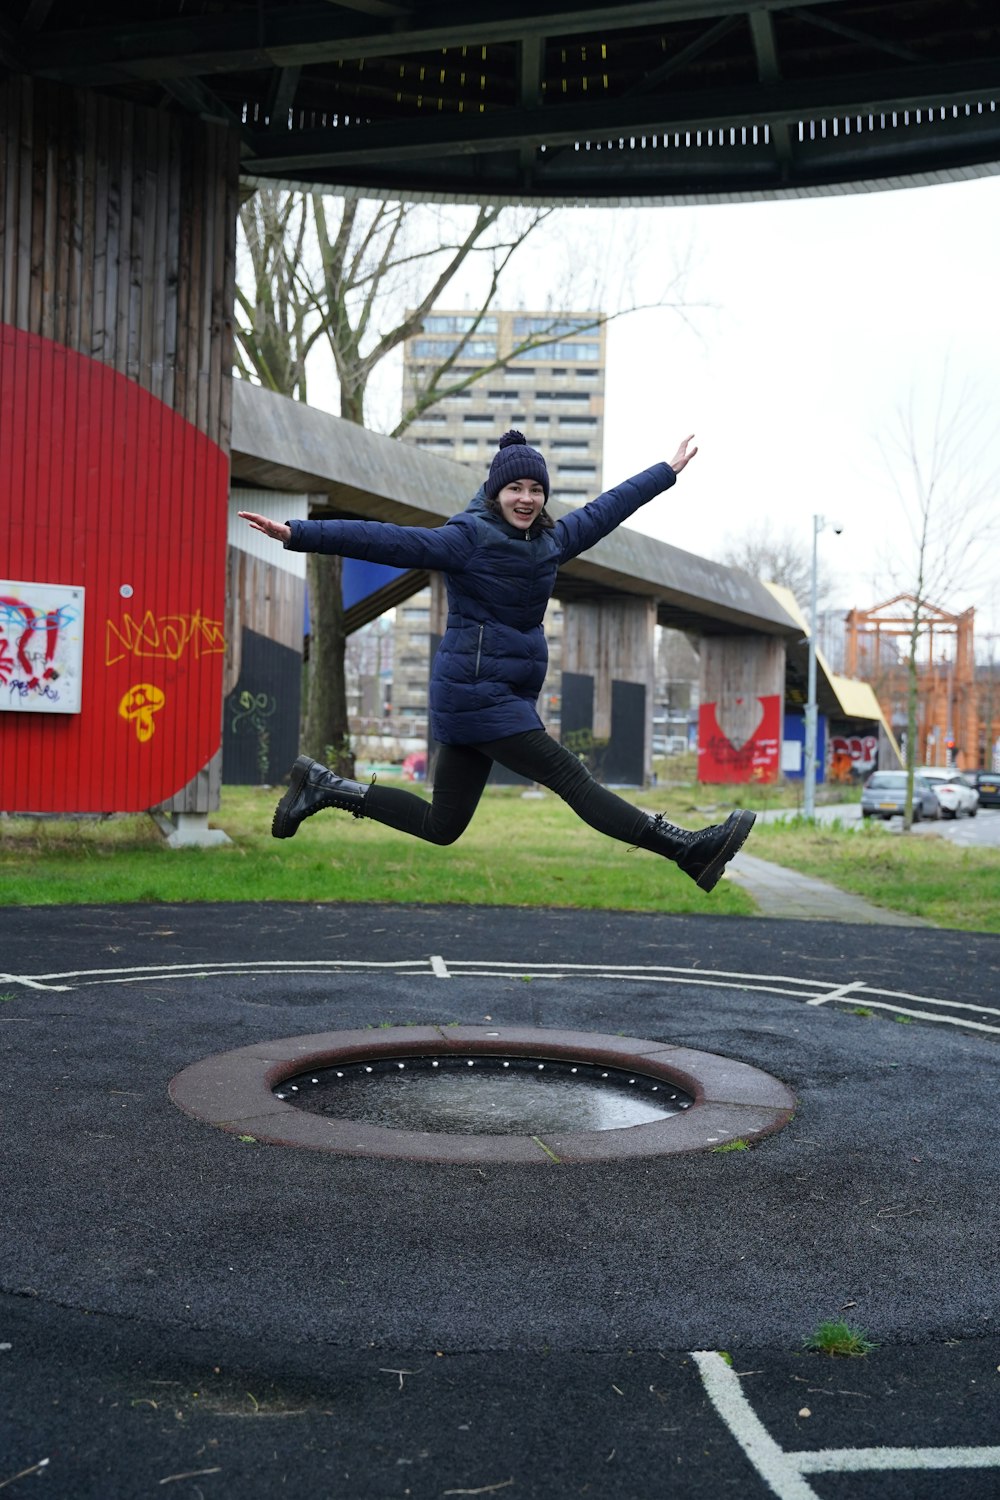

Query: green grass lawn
left=752, top=817, right=1000, bottom=934
left=2, top=783, right=995, bottom=932
left=0, top=784, right=756, bottom=914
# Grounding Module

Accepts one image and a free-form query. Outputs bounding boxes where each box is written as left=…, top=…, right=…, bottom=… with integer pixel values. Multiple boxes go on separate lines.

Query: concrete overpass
left=230, top=380, right=879, bottom=786
left=231, top=379, right=802, bottom=643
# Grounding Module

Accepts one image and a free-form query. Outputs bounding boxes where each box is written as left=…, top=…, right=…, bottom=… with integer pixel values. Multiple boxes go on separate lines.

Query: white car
left=916, top=768, right=979, bottom=819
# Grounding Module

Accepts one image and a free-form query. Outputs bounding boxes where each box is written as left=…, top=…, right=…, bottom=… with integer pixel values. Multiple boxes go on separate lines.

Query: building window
left=421, top=315, right=498, bottom=334
left=536, top=391, right=591, bottom=402
left=513, top=341, right=600, bottom=362
left=513, top=316, right=595, bottom=336
left=411, top=338, right=496, bottom=360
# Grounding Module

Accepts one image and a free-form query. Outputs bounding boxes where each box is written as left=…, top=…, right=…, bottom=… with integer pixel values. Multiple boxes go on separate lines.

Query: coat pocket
left=473, top=623, right=484, bottom=679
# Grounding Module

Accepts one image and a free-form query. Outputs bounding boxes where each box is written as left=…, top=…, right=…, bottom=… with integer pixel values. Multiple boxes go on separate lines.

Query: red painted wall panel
left=0, top=325, right=228, bottom=813
left=697, top=694, right=782, bottom=784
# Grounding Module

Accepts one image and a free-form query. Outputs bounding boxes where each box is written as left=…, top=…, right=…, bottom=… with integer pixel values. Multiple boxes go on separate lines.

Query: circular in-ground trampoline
left=169, top=1025, right=796, bottom=1164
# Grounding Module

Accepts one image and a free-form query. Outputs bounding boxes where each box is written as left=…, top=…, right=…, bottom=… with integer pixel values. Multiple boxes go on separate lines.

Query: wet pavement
left=2, top=901, right=1000, bottom=1497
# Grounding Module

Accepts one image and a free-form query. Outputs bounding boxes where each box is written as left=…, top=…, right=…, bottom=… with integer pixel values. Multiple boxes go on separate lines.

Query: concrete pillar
left=561, top=597, right=657, bottom=782
left=698, top=636, right=786, bottom=783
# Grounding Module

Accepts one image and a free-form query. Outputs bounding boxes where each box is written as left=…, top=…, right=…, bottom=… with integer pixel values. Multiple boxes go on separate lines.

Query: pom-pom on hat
left=485, top=429, right=549, bottom=502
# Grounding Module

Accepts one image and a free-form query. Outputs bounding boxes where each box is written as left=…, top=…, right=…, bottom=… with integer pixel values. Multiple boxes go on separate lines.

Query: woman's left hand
left=238, top=511, right=291, bottom=543
left=669, top=435, right=698, bottom=474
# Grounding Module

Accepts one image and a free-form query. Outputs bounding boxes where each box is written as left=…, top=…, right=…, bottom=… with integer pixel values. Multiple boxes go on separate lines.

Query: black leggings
left=365, top=730, right=651, bottom=848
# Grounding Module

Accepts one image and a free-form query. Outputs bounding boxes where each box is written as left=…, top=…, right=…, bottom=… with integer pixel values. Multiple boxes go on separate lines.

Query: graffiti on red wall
left=105, top=610, right=225, bottom=666
left=698, top=694, right=781, bottom=783
left=0, top=323, right=229, bottom=812
left=1, top=584, right=85, bottom=714
left=119, top=684, right=167, bottom=743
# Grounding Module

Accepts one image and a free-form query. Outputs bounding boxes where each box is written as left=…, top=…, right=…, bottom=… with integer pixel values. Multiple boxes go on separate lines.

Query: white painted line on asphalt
left=692, top=1351, right=821, bottom=1499
left=440, top=969, right=827, bottom=998
left=805, top=981, right=866, bottom=1005
left=796, top=1446, right=1000, bottom=1472
left=442, top=961, right=833, bottom=986
left=814, top=997, right=1000, bottom=1036
left=0, top=972, right=72, bottom=992
left=5, top=961, right=996, bottom=1036
left=71, top=968, right=435, bottom=987
left=26, top=959, right=434, bottom=981
left=860, top=984, right=1000, bottom=1018
left=694, top=1351, right=1000, bottom=1494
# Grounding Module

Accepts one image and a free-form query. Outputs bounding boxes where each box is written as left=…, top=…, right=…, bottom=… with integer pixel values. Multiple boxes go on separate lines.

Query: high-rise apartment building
left=390, top=310, right=607, bottom=742
left=402, top=309, right=605, bottom=499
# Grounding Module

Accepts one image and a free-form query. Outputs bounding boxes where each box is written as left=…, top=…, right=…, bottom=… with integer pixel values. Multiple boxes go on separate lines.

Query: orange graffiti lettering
left=105, top=609, right=225, bottom=667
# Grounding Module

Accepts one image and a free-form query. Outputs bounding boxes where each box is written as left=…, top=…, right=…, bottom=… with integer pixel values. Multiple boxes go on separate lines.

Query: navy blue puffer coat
left=285, top=462, right=675, bottom=745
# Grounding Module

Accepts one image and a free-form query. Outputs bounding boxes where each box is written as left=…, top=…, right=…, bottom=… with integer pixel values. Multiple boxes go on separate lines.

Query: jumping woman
left=239, top=430, right=754, bottom=893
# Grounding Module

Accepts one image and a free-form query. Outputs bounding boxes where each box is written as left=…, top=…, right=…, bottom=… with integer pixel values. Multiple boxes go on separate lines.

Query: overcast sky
left=503, top=172, right=1000, bottom=643
left=313, top=170, right=999, bottom=646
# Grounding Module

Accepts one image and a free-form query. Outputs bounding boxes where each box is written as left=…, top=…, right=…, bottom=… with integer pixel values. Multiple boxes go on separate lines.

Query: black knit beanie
left=485, top=430, right=550, bottom=501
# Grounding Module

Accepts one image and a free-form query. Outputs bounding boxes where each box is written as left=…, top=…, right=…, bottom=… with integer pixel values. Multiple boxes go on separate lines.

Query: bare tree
left=235, top=189, right=694, bottom=771
left=718, top=524, right=834, bottom=610
left=878, top=380, right=998, bottom=827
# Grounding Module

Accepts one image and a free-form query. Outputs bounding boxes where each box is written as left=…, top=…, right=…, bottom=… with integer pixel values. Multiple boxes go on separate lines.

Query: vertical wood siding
left=0, top=77, right=239, bottom=815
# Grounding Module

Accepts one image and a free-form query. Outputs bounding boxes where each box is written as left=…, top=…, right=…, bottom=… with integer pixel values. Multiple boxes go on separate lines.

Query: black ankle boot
left=272, top=755, right=369, bottom=839
left=639, top=809, right=756, bottom=892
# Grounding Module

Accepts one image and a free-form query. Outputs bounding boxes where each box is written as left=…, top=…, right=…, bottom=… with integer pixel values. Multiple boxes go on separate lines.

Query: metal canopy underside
left=6, top=2, right=999, bottom=204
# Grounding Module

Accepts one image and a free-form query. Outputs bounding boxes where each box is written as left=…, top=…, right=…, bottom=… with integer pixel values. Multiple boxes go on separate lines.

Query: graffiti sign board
left=1, top=581, right=85, bottom=714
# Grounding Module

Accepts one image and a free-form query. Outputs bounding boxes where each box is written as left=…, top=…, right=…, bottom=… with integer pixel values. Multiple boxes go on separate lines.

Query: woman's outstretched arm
left=238, top=510, right=477, bottom=572
left=554, top=435, right=697, bottom=563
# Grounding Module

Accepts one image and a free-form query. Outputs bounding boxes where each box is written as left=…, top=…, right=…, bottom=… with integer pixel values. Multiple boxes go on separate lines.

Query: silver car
left=861, top=771, right=941, bottom=822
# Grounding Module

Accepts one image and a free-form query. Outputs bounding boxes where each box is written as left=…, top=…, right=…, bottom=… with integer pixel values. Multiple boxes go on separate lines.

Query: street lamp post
left=803, top=515, right=841, bottom=819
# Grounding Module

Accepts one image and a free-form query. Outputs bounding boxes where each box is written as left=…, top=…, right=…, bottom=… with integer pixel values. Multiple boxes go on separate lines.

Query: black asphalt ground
left=2, top=903, right=1000, bottom=1499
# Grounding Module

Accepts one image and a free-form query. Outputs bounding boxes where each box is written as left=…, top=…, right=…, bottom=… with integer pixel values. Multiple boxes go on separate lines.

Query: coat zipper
left=474, top=623, right=484, bottom=678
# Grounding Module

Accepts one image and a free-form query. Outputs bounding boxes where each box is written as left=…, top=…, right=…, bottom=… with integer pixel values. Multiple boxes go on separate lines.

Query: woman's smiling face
left=496, top=477, right=546, bottom=530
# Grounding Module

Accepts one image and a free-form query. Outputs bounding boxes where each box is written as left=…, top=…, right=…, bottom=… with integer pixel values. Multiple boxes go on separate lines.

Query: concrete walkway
left=726, top=848, right=929, bottom=924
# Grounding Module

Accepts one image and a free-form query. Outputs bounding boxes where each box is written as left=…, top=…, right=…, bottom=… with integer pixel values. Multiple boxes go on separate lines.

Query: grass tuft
left=803, top=1319, right=875, bottom=1358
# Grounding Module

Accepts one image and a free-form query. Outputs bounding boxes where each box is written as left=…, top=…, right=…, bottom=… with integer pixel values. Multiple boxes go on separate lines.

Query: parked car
left=915, top=768, right=979, bottom=819
left=860, top=771, right=941, bottom=821
left=972, top=769, right=1000, bottom=808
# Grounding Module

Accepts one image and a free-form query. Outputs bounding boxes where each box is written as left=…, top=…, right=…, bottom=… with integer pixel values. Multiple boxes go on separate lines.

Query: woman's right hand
left=238, top=511, right=291, bottom=544
left=669, top=435, right=698, bottom=474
